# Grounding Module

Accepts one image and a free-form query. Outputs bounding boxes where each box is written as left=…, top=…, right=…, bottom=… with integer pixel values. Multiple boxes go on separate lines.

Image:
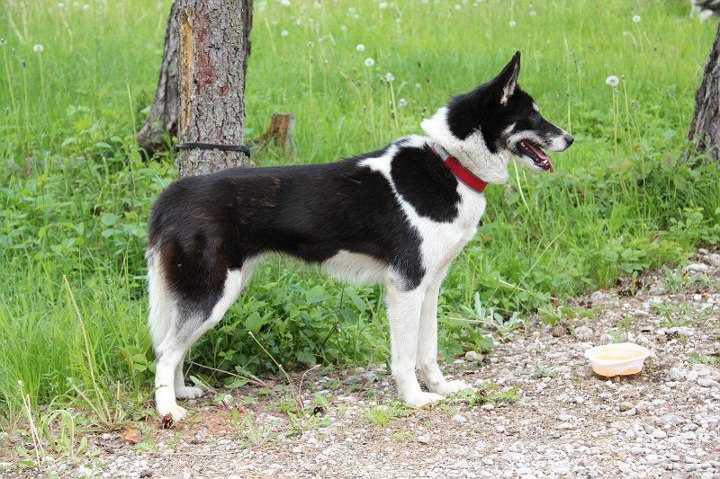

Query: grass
left=1, top=0, right=720, bottom=448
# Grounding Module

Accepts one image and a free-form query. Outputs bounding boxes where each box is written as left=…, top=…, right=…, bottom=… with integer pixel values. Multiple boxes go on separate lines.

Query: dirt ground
left=3, top=251, right=720, bottom=478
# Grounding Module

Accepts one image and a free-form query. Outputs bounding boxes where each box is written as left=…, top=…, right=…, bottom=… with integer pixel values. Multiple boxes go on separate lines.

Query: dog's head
left=421, top=51, right=574, bottom=184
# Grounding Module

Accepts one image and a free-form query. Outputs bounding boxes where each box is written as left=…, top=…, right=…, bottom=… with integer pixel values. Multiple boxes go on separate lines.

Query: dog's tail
left=147, top=247, right=173, bottom=352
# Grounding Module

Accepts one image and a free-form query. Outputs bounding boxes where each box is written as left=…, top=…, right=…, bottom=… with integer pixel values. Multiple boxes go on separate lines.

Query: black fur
left=149, top=143, right=463, bottom=311
left=447, top=53, right=566, bottom=152
left=391, top=144, right=460, bottom=222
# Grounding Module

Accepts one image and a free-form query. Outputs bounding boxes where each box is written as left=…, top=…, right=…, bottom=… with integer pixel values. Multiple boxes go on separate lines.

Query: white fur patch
left=322, top=250, right=387, bottom=284
left=420, top=107, right=511, bottom=184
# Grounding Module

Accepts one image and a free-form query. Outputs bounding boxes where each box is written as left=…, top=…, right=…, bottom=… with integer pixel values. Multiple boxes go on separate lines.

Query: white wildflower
left=414, top=82, right=421, bottom=89
left=33, top=44, right=44, bottom=53
left=280, top=29, right=289, bottom=37
left=356, top=44, right=365, bottom=52
left=384, top=72, right=395, bottom=82
left=82, top=4, right=90, bottom=11
left=509, top=20, right=517, bottom=27
left=280, top=0, right=290, bottom=6
left=398, top=98, right=408, bottom=108
left=379, top=2, right=388, bottom=9
left=340, top=25, right=348, bottom=32
left=632, top=15, right=641, bottom=23
left=364, top=57, right=375, bottom=67
left=605, top=75, right=620, bottom=87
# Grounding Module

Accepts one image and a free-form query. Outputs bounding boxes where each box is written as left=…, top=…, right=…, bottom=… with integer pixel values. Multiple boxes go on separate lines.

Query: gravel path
left=5, top=251, right=720, bottom=478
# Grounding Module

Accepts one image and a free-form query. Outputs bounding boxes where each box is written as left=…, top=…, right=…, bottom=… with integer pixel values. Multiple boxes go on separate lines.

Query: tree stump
left=689, top=24, right=720, bottom=161
left=254, top=113, right=295, bottom=151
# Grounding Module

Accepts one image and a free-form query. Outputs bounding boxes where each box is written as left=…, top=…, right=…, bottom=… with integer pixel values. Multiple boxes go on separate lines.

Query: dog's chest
left=414, top=183, right=486, bottom=268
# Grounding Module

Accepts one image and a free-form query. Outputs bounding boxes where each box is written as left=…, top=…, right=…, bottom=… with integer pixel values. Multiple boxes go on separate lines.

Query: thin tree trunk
left=689, top=24, right=720, bottom=161
left=176, top=0, right=253, bottom=177
left=136, top=1, right=181, bottom=156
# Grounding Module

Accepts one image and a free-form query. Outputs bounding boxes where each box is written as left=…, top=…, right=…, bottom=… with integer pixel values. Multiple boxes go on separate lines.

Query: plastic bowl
left=584, top=342, right=651, bottom=377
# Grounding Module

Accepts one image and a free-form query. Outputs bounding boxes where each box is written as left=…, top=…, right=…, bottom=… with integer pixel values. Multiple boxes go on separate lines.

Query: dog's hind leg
left=152, top=259, right=259, bottom=422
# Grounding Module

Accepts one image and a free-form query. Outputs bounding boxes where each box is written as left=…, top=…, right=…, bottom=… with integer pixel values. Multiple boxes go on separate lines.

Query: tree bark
left=689, top=24, right=720, bottom=161
left=136, top=1, right=181, bottom=156
left=176, top=0, right=253, bottom=177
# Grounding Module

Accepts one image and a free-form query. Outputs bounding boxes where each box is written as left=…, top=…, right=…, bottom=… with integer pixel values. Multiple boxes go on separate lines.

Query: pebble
left=668, top=367, right=686, bottom=381
left=452, top=414, right=467, bottom=424
left=646, top=454, right=662, bottom=465
left=685, top=263, right=710, bottom=274
left=652, top=429, right=668, bottom=439
left=619, top=401, right=634, bottom=412
left=574, top=326, right=594, bottom=341
left=416, top=433, right=431, bottom=444
left=704, top=253, right=720, bottom=267
left=464, top=350, right=483, bottom=362
left=550, top=325, right=567, bottom=337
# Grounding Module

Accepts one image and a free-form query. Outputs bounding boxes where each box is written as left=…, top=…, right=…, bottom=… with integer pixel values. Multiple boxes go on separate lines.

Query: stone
left=652, top=429, right=668, bottom=439
left=550, top=325, right=567, bottom=337
left=668, top=367, right=686, bottom=381
left=697, top=377, right=718, bottom=388
left=464, top=350, right=483, bottom=362
left=619, top=401, right=634, bottom=412
left=704, top=253, right=720, bottom=267
left=452, top=414, right=467, bottom=424
left=646, top=454, right=662, bottom=465
left=685, top=263, right=710, bottom=274
left=573, top=326, right=594, bottom=341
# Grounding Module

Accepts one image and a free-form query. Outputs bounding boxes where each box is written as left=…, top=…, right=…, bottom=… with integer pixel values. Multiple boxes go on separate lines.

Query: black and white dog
left=692, top=0, right=720, bottom=20
left=147, top=52, right=573, bottom=421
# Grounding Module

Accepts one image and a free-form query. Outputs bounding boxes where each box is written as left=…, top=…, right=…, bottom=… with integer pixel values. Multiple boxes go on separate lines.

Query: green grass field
left=1, top=0, right=720, bottom=437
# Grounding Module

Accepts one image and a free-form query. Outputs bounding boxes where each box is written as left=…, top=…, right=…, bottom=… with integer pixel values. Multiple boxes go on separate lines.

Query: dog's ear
left=490, top=51, right=521, bottom=105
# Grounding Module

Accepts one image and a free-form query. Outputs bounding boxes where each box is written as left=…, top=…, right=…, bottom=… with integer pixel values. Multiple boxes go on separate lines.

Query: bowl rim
left=584, top=342, right=651, bottom=365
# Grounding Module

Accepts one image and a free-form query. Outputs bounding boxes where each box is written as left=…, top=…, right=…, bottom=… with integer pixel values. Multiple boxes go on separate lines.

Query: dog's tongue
left=521, top=140, right=554, bottom=172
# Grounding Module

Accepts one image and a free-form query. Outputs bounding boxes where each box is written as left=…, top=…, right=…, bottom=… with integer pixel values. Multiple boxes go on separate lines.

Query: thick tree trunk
left=136, top=1, right=181, bottom=156
left=689, top=24, right=720, bottom=161
left=176, top=0, right=253, bottom=177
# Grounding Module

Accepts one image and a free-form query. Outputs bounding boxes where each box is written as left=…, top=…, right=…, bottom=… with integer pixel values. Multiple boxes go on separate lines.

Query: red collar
left=431, top=144, right=488, bottom=193
left=444, top=156, right=489, bottom=193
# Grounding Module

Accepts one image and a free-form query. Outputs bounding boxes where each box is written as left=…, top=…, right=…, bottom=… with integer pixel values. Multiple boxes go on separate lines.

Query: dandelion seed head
left=605, top=75, right=620, bottom=87
left=384, top=72, right=395, bottom=82
left=356, top=44, right=365, bottom=52
left=280, top=29, right=289, bottom=37
left=414, top=82, right=421, bottom=89
left=33, top=44, right=44, bottom=53
left=529, top=10, right=537, bottom=16
left=280, top=0, right=290, bottom=6
left=632, top=15, right=641, bottom=23
left=379, top=2, right=388, bottom=10
left=340, top=25, right=348, bottom=32
left=82, top=4, right=90, bottom=11
left=398, top=98, right=408, bottom=108
left=509, top=20, right=517, bottom=27
left=364, top=57, right=375, bottom=67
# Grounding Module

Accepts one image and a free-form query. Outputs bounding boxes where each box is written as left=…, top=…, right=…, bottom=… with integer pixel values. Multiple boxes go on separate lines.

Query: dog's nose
left=564, top=135, right=574, bottom=147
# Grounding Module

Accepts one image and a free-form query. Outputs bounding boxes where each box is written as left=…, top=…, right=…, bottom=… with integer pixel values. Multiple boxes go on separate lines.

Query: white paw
left=404, top=391, right=445, bottom=408
left=175, top=386, right=204, bottom=399
left=158, top=403, right=187, bottom=422
left=431, top=380, right=473, bottom=396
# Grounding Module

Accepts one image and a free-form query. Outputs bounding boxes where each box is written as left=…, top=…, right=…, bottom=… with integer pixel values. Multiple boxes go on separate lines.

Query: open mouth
left=517, top=140, right=553, bottom=171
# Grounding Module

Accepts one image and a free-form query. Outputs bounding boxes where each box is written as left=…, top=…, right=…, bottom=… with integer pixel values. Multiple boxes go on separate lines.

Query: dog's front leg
left=386, top=281, right=444, bottom=408
left=417, top=273, right=472, bottom=396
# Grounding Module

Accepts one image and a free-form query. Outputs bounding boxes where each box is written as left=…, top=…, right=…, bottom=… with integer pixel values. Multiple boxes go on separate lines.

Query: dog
left=147, top=51, right=574, bottom=421
left=691, top=0, right=720, bottom=20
